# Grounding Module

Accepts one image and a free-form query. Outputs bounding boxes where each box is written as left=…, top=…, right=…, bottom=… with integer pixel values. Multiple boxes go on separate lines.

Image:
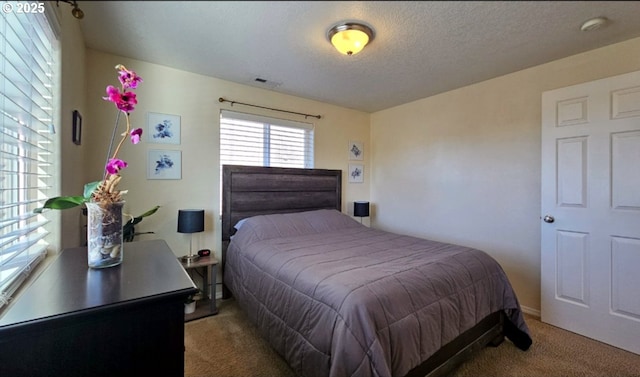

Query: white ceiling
left=76, top=1, right=640, bottom=113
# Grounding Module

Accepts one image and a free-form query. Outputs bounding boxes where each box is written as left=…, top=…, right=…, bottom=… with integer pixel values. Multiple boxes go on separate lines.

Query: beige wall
left=56, top=7, right=87, bottom=251
left=76, top=51, right=370, bottom=291
left=57, top=8, right=640, bottom=310
left=370, top=36, right=640, bottom=313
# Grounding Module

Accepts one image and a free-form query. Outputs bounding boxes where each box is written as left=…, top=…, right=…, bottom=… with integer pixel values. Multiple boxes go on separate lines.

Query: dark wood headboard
left=222, top=165, right=342, bottom=243
left=221, top=165, right=341, bottom=298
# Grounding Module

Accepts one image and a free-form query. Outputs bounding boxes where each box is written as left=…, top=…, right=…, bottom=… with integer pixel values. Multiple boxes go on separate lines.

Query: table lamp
left=354, top=201, right=370, bottom=224
left=178, top=209, right=204, bottom=263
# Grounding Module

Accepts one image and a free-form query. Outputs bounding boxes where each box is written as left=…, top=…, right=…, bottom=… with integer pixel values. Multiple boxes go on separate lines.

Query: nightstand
left=179, top=255, right=219, bottom=321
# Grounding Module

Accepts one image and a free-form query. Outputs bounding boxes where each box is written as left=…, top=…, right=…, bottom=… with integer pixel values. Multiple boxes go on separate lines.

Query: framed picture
left=147, top=112, right=181, bottom=144
left=72, top=110, right=82, bottom=145
left=147, top=149, right=182, bottom=180
left=348, top=163, right=364, bottom=183
left=349, top=140, right=363, bottom=160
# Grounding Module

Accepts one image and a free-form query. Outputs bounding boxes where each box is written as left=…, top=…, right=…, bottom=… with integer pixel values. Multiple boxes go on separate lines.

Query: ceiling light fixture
left=327, top=22, right=374, bottom=56
left=56, top=1, right=84, bottom=20
left=580, top=17, right=608, bottom=32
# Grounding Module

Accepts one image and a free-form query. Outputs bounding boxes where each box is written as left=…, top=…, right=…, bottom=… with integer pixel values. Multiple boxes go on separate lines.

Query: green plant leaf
left=32, top=180, right=101, bottom=213
left=33, top=196, right=87, bottom=213
left=83, top=181, right=101, bottom=199
left=123, top=206, right=160, bottom=242
left=138, top=205, right=161, bottom=218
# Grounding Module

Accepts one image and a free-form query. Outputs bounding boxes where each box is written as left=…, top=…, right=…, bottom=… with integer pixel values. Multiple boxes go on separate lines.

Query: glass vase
left=86, top=201, right=125, bottom=268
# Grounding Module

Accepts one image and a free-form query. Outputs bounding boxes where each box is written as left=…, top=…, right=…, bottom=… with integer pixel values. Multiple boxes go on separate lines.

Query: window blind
left=0, top=9, right=57, bottom=309
left=220, top=109, right=314, bottom=168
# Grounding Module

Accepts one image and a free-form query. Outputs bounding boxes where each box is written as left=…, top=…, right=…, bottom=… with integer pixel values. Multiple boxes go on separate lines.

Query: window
left=220, top=110, right=314, bottom=169
left=0, top=7, right=58, bottom=309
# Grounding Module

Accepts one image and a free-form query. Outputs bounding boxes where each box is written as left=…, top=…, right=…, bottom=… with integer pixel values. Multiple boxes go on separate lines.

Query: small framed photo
left=147, top=149, right=182, bottom=180
left=72, top=110, right=82, bottom=145
left=349, top=140, right=363, bottom=160
left=147, top=112, right=181, bottom=144
left=348, top=164, right=364, bottom=183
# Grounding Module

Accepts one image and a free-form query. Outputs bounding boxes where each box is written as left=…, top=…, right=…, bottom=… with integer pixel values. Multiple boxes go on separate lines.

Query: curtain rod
left=218, top=97, right=322, bottom=120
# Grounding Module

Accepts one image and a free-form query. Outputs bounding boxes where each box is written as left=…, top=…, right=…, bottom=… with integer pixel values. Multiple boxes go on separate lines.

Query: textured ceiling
left=76, top=1, right=640, bottom=113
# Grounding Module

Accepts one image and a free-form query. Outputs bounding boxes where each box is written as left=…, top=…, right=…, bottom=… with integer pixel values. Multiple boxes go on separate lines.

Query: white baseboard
left=520, top=305, right=541, bottom=318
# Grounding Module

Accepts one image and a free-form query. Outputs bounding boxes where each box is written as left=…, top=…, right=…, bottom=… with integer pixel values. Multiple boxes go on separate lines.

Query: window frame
left=219, top=109, right=315, bottom=169
left=0, top=3, right=60, bottom=311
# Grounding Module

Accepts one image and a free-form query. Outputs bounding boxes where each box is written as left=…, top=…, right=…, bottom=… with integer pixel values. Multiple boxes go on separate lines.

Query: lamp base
left=180, top=254, right=200, bottom=264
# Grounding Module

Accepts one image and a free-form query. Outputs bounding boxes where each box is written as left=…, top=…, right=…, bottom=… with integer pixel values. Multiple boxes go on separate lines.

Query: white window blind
left=0, top=8, right=57, bottom=309
left=220, top=110, right=314, bottom=168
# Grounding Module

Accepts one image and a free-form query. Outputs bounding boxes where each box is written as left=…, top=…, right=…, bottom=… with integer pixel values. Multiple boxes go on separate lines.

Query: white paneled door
left=541, top=70, right=640, bottom=355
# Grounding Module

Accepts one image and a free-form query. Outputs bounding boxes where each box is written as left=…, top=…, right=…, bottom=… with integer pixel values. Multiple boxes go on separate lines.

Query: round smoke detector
left=580, top=17, right=608, bottom=32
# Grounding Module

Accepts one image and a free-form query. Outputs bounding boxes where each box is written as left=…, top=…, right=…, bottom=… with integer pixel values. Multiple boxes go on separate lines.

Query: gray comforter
left=224, top=209, right=531, bottom=377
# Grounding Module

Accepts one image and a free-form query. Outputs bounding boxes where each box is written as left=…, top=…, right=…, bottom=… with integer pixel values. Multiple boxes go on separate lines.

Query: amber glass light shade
left=328, top=23, right=374, bottom=56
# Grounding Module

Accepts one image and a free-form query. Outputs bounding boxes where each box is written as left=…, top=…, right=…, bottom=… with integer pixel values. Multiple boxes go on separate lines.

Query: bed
left=221, top=165, right=532, bottom=377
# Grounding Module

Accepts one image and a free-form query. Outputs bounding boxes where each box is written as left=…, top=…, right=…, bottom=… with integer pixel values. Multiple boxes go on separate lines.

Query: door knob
left=543, top=215, right=555, bottom=223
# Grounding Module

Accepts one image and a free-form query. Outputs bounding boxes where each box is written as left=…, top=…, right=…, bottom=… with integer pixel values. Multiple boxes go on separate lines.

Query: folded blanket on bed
left=225, top=209, right=532, bottom=377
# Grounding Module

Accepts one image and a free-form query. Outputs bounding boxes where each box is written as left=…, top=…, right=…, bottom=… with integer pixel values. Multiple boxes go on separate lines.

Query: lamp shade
left=328, top=22, right=374, bottom=56
left=177, top=209, right=205, bottom=233
left=354, top=201, right=370, bottom=218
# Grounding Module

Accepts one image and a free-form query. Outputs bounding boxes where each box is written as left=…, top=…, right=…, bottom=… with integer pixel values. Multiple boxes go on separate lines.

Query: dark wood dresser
left=0, top=239, right=198, bottom=377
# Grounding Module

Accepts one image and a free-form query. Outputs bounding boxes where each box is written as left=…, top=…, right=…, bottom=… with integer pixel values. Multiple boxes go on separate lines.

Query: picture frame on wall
left=147, top=112, right=181, bottom=145
left=147, top=149, right=182, bottom=180
left=72, top=110, right=82, bottom=145
left=348, top=163, right=364, bottom=183
left=349, top=140, right=363, bottom=160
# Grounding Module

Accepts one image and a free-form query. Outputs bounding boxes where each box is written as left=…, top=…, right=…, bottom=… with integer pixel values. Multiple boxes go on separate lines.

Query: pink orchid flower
left=130, top=128, right=143, bottom=144
left=106, top=158, right=128, bottom=175
left=104, top=85, right=138, bottom=112
left=116, top=64, right=143, bottom=89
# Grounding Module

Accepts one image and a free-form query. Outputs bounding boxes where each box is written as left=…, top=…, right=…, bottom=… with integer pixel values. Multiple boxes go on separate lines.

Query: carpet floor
left=185, top=299, right=640, bottom=377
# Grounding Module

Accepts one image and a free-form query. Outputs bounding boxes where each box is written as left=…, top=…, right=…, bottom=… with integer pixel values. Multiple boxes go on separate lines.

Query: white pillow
left=233, top=218, right=248, bottom=231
